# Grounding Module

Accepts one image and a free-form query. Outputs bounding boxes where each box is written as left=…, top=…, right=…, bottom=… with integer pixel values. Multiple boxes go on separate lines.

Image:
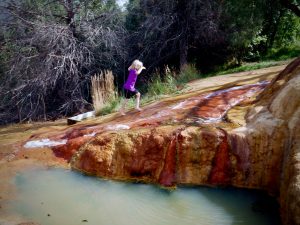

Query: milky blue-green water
left=10, top=168, right=280, bottom=225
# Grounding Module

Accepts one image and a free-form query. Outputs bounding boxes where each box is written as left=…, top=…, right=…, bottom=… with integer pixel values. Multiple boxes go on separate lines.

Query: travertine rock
left=242, top=58, right=300, bottom=224
left=69, top=58, right=300, bottom=224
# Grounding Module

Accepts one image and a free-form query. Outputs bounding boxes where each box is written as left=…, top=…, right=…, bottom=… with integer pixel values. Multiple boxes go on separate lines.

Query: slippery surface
left=67, top=81, right=274, bottom=190
left=37, top=81, right=268, bottom=161
left=1, top=64, right=294, bottom=225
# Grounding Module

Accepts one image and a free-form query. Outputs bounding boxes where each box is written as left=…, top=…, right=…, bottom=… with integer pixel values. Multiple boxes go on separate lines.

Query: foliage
left=221, top=0, right=267, bottom=62
left=214, top=61, right=284, bottom=75
left=91, top=70, right=116, bottom=115
left=272, top=11, right=300, bottom=48
left=125, top=0, right=299, bottom=73
left=147, top=72, right=177, bottom=97
left=0, top=0, right=126, bottom=124
left=125, top=0, right=144, bottom=32
left=177, top=65, right=199, bottom=84
left=0, top=0, right=300, bottom=124
left=96, top=95, right=122, bottom=116
left=264, top=46, right=300, bottom=61
left=242, top=1, right=300, bottom=61
left=126, top=0, right=225, bottom=72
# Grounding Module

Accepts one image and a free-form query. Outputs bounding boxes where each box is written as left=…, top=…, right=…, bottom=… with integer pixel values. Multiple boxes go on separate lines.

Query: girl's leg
left=135, top=92, right=142, bottom=111
left=120, top=98, right=128, bottom=115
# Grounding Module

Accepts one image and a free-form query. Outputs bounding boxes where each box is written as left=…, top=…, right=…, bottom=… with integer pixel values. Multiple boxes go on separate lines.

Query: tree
left=126, top=0, right=224, bottom=71
left=0, top=0, right=127, bottom=124
left=280, top=0, right=300, bottom=17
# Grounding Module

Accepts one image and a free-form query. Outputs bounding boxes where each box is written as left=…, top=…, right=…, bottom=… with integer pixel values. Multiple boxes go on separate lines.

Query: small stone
left=47, top=214, right=51, bottom=217
left=82, top=219, right=88, bottom=222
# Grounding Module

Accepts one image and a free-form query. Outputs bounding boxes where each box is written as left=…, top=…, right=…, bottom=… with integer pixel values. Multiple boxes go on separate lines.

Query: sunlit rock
left=69, top=59, right=300, bottom=224
left=239, top=58, right=300, bottom=224
left=16, top=60, right=300, bottom=224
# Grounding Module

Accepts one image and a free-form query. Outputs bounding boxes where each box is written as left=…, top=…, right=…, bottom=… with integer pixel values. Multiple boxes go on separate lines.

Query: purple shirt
left=123, top=69, right=138, bottom=91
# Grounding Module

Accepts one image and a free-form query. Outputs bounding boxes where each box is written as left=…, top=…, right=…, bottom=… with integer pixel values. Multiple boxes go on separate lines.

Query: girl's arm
left=136, top=66, right=146, bottom=75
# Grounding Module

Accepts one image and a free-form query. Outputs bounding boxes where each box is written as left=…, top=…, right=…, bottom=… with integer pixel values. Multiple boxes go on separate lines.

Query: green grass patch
left=147, top=74, right=177, bottom=97
left=95, top=96, right=122, bottom=116
left=263, top=46, right=300, bottom=61
left=215, top=61, right=282, bottom=75
left=176, top=64, right=199, bottom=84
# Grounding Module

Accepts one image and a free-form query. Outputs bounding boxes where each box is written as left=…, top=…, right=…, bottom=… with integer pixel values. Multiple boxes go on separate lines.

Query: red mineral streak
left=176, top=133, right=186, bottom=179
left=209, top=130, right=232, bottom=185
left=190, top=84, right=267, bottom=121
left=158, top=135, right=177, bottom=186
left=52, top=136, right=92, bottom=161
left=25, top=82, right=268, bottom=164
left=228, top=132, right=250, bottom=172
left=127, top=132, right=166, bottom=179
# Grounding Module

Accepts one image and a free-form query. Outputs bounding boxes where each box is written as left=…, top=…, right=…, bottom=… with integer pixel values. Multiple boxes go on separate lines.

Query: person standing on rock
left=119, top=59, right=146, bottom=115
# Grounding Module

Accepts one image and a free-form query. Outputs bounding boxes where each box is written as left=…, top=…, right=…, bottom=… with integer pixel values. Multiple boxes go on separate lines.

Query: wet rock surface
left=1, top=62, right=300, bottom=225
left=69, top=60, right=300, bottom=225
left=228, top=58, right=300, bottom=225
left=65, top=80, right=277, bottom=191
left=55, top=82, right=268, bottom=163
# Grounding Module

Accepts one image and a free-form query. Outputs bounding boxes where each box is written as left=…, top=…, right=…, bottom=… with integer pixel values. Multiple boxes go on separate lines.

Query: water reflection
left=10, top=168, right=280, bottom=225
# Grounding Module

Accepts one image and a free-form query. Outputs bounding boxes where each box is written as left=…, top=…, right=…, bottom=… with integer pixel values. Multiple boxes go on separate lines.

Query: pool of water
left=10, top=168, right=280, bottom=225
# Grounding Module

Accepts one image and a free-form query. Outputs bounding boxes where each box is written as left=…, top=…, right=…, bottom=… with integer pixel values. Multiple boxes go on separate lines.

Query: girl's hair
left=128, top=59, right=143, bottom=71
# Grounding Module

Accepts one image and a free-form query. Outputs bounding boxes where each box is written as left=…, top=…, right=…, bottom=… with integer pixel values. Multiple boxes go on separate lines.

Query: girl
left=120, top=60, right=146, bottom=115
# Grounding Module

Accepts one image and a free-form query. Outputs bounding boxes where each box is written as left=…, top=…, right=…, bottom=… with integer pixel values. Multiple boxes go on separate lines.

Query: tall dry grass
left=91, top=70, right=115, bottom=114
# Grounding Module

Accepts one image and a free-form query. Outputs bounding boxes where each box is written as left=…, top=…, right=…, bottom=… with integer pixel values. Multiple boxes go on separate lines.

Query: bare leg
left=135, top=92, right=142, bottom=111
left=120, top=98, right=128, bottom=115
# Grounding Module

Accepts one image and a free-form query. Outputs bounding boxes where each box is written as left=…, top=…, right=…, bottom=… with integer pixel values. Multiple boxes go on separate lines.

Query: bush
left=91, top=70, right=116, bottom=115
left=147, top=71, right=177, bottom=97
left=216, top=61, right=281, bottom=75
left=176, top=64, right=199, bottom=84
left=263, top=46, right=300, bottom=61
left=96, top=95, right=122, bottom=116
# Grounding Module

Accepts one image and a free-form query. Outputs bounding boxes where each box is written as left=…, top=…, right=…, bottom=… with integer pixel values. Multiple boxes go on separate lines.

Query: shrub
left=91, top=70, right=116, bottom=116
left=96, top=95, right=122, bottom=116
left=147, top=67, right=177, bottom=97
left=177, top=64, right=199, bottom=84
left=264, top=46, right=300, bottom=61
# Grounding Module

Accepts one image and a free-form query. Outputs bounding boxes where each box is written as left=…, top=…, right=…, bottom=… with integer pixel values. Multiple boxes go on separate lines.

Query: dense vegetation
left=0, top=0, right=299, bottom=124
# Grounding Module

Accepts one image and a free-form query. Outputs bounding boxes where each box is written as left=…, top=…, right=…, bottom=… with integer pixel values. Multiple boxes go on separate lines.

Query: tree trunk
left=180, top=38, right=188, bottom=71
left=62, top=0, right=76, bottom=36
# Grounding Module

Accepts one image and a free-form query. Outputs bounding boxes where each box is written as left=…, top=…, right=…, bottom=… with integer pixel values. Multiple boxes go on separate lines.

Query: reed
left=91, top=70, right=115, bottom=115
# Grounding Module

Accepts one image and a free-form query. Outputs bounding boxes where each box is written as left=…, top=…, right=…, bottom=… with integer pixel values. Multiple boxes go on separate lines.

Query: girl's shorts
left=124, top=89, right=139, bottom=99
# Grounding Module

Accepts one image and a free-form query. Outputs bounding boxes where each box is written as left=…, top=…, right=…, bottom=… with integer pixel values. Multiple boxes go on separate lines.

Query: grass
left=91, top=70, right=115, bottom=116
left=215, top=60, right=283, bottom=75
left=147, top=73, right=177, bottom=97
left=96, top=96, right=122, bottom=116
left=141, top=66, right=200, bottom=104
left=176, top=64, right=199, bottom=84
left=263, top=46, right=300, bottom=61
left=203, top=45, right=299, bottom=77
